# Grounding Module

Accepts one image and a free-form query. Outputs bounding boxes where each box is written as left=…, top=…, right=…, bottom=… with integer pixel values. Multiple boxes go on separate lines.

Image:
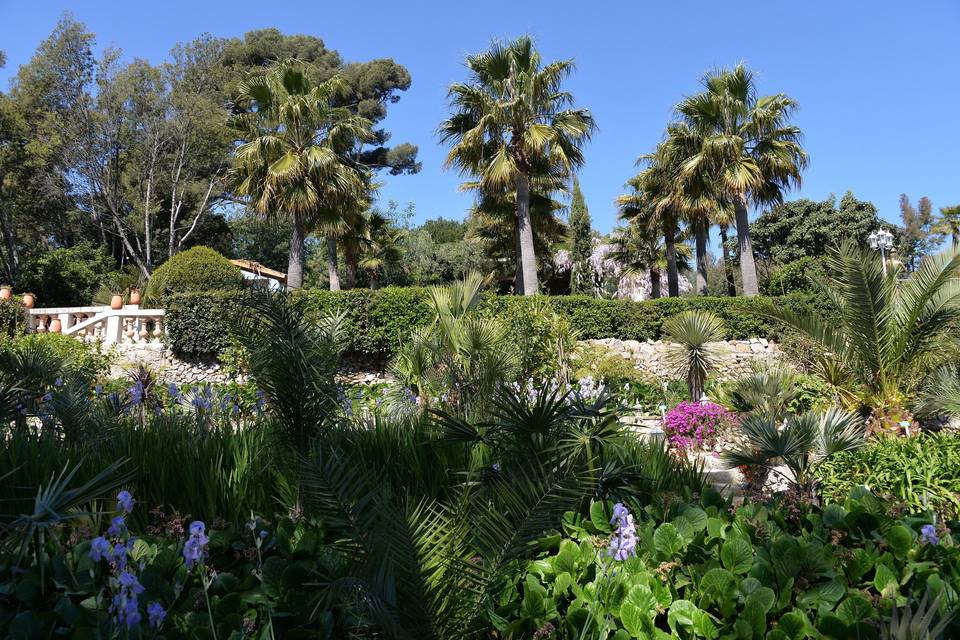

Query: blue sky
left=2, top=1, right=958, bottom=233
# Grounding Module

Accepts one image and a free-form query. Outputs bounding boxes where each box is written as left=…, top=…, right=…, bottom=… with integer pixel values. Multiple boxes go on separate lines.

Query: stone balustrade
left=27, top=305, right=165, bottom=345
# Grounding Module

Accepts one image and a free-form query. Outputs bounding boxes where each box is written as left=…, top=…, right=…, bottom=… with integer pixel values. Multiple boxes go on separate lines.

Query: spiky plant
left=723, top=407, right=865, bottom=499
left=768, top=242, right=960, bottom=413
left=662, top=309, right=727, bottom=401
left=390, top=273, right=518, bottom=417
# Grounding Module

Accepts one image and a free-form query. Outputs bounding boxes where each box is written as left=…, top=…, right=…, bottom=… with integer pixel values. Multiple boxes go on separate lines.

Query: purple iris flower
left=921, top=524, right=940, bottom=545
left=116, top=490, right=135, bottom=514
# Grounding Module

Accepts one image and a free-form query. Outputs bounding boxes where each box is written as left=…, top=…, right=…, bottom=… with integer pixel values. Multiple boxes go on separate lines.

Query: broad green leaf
left=699, top=568, right=736, bottom=606
left=680, top=506, right=708, bottom=532
left=721, top=536, right=754, bottom=574
left=873, top=564, right=899, bottom=598
left=745, top=586, right=776, bottom=613
left=884, top=525, right=913, bottom=559
left=797, top=581, right=844, bottom=611
left=590, top=501, right=612, bottom=534
left=835, top=593, right=875, bottom=624
left=654, top=522, right=685, bottom=559
left=822, top=503, right=847, bottom=529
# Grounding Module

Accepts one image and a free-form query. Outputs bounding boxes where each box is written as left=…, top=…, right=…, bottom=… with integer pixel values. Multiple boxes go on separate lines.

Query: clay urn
left=129, top=288, right=141, bottom=305
left=0, top=285, right=11, bottom=301
left=49, top=317, right=62, bottom=333
left=21, top=293, right=35, bottom=309
left=110, top=294, right=124, bottom=310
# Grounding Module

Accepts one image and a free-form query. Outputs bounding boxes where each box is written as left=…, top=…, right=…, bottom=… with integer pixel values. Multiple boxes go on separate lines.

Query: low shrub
left=144, top=246, right=242, bottom=303
left=0, top=297, right=24, bottom=337
left=0, top=332, right=113, bottom=381
left=762, top=256, right=826, bottom=296
left=496, top=492, right=960, bottom=638
left=663, top=400, right=739, bottom=452
left=819, top=433, right=960, bottom=519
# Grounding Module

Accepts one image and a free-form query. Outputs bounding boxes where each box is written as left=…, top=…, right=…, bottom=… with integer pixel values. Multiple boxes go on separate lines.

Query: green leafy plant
left=768, top=242, right=960, bottom=413
left=723, top=407, right=866, bottom=498
left=663, top=309, right=727, bottom=401
left=820, top=433, right=960, bottom=519
left=144, top=246, right=243, bottom=303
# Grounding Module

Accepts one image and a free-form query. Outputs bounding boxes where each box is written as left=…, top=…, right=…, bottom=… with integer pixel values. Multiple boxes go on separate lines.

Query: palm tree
left=617, top=146, right=684, bottom=296
left=466, top=170, right=569, bottom=291
left=231, top=61, right=373, bottom=290
left=608, top=219, right=691, bottom=299
left=662, top=309, right=727, bottom=401
left=769, top=242, right=960, bottom=412
left=359, top=209, right=405, bottom=289
left=936, top=205, right=960, bottom=248
left=439, top=36, right=595, bottom=295
left=675, top=64, right=808, bottom=296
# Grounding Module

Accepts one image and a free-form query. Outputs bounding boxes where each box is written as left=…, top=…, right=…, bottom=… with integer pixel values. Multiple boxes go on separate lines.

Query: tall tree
left=439, top=36, right=595, bottom=295
left=751, top=191, right=882, bottom=265
left=898, top=194, right=939, bottom=271
left=937, top=205, right=960, bottom=248
left=230, top=61, right=373, bottom=289
left=675, top=64, right=808, bottom=296
left=567, top=177, right=593, bottom=294
left=619, top=143, right=685, bottom=297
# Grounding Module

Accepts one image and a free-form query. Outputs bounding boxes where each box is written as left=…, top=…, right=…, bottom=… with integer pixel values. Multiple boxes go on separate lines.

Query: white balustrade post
left=105, top=312, right=121, bottom=345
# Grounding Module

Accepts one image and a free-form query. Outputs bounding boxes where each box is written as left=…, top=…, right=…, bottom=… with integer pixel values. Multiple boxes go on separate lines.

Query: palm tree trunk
left=664, top=216, right=679, bottom=297
left=514, top=223, right=524, bottom=294
left=719, top=224, right=737, bottom=297
left=695, top=217, right=708, bottom=296
left=287, top=212, right=305, bottom=290
left=516, top=173, right=538, bottom=295
left=733, top=193, right=759, bottom=296
left=368, top=269, right=380, bottom=290
left=326, top=234, right=341, bottom=291
left=343, top=243, right=357, bottom=289
left=649, top=268, right=661, bottom=299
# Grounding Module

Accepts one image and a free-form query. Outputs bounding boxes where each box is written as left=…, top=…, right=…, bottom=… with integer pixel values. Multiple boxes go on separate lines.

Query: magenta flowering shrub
left=662, top=401, right=738, bottom=452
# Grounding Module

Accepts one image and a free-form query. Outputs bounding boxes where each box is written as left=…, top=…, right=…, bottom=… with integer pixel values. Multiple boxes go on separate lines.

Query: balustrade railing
left=26, top=305, right=165, bottom=345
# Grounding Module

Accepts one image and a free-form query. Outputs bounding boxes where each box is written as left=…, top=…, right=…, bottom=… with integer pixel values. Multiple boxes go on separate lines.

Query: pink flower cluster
left=662, top=401, right=738, bottom=452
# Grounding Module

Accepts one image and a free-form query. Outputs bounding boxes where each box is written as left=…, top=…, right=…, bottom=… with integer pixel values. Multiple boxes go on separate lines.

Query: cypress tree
left=569, top=177, right=593, bottom=294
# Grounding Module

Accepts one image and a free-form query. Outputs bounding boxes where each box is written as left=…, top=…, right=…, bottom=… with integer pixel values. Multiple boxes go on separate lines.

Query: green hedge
left=165, top=291, right=244, bottom=357
left=166, top=287, right=830, bottom=361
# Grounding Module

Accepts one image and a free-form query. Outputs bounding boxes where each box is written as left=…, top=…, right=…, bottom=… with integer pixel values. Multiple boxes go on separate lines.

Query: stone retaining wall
left=110, top=343, right=239, bottom=385
left=110, top=343, right=394, bottom=386
left=581, top=337, right=781, bottom=381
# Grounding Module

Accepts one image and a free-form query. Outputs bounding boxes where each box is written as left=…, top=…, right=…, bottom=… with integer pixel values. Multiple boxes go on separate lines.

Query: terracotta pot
left=22, top=293, right=35, bottom=309
left=0, top=286, right=11, bottom=301
left=49, top=318, right=62, bottom=333
left=129, top=289, right=141, bottom=305
left=110, top=294, right=124, bottom=310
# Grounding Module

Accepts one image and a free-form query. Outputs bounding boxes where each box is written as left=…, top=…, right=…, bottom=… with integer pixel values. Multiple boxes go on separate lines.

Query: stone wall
left=581, top=337, right=781, bottom=381
left=110, top=342, right=394, bottom=386
left=110, top=343, right=240, bottom=385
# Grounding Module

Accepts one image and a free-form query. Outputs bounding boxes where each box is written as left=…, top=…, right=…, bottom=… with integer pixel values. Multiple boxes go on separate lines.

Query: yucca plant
left=723, top=406, right=866, bottom=499
left=881, top=589, right=953, bottom=640
left=662, top=309, right=727, bottom=401
left=768, top=242, right=960, bottom=414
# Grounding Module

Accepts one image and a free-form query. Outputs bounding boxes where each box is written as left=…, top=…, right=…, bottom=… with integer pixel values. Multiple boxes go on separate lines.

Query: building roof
left=230, top=259, right=287, bottom=283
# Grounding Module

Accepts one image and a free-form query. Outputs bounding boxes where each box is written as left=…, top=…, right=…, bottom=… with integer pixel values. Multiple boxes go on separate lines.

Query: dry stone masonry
left=581, top=337, right=781, bottom=381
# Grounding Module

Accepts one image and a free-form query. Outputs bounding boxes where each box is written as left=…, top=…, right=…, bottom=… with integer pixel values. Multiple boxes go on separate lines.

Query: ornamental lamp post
left=868, top=229, right=895, bottom=276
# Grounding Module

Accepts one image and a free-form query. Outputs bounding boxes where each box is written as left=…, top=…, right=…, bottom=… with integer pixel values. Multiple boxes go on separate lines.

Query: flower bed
left=662, top=400, right=739, bottom=452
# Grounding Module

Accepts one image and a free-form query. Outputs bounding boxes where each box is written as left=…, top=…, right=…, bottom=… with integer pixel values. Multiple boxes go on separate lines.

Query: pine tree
left=568, top=177, right=593, bottom=294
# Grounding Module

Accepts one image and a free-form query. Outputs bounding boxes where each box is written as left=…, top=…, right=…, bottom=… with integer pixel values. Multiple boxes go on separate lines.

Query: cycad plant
left=231, top=61, right=373, bottom=289
left=440, top=36, right=595, bottom=295
left=662, top=309, right=727, bottom=401
left=723, top=407, right=866, bottom=499
left=769, top=242, right=960, bottom=414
